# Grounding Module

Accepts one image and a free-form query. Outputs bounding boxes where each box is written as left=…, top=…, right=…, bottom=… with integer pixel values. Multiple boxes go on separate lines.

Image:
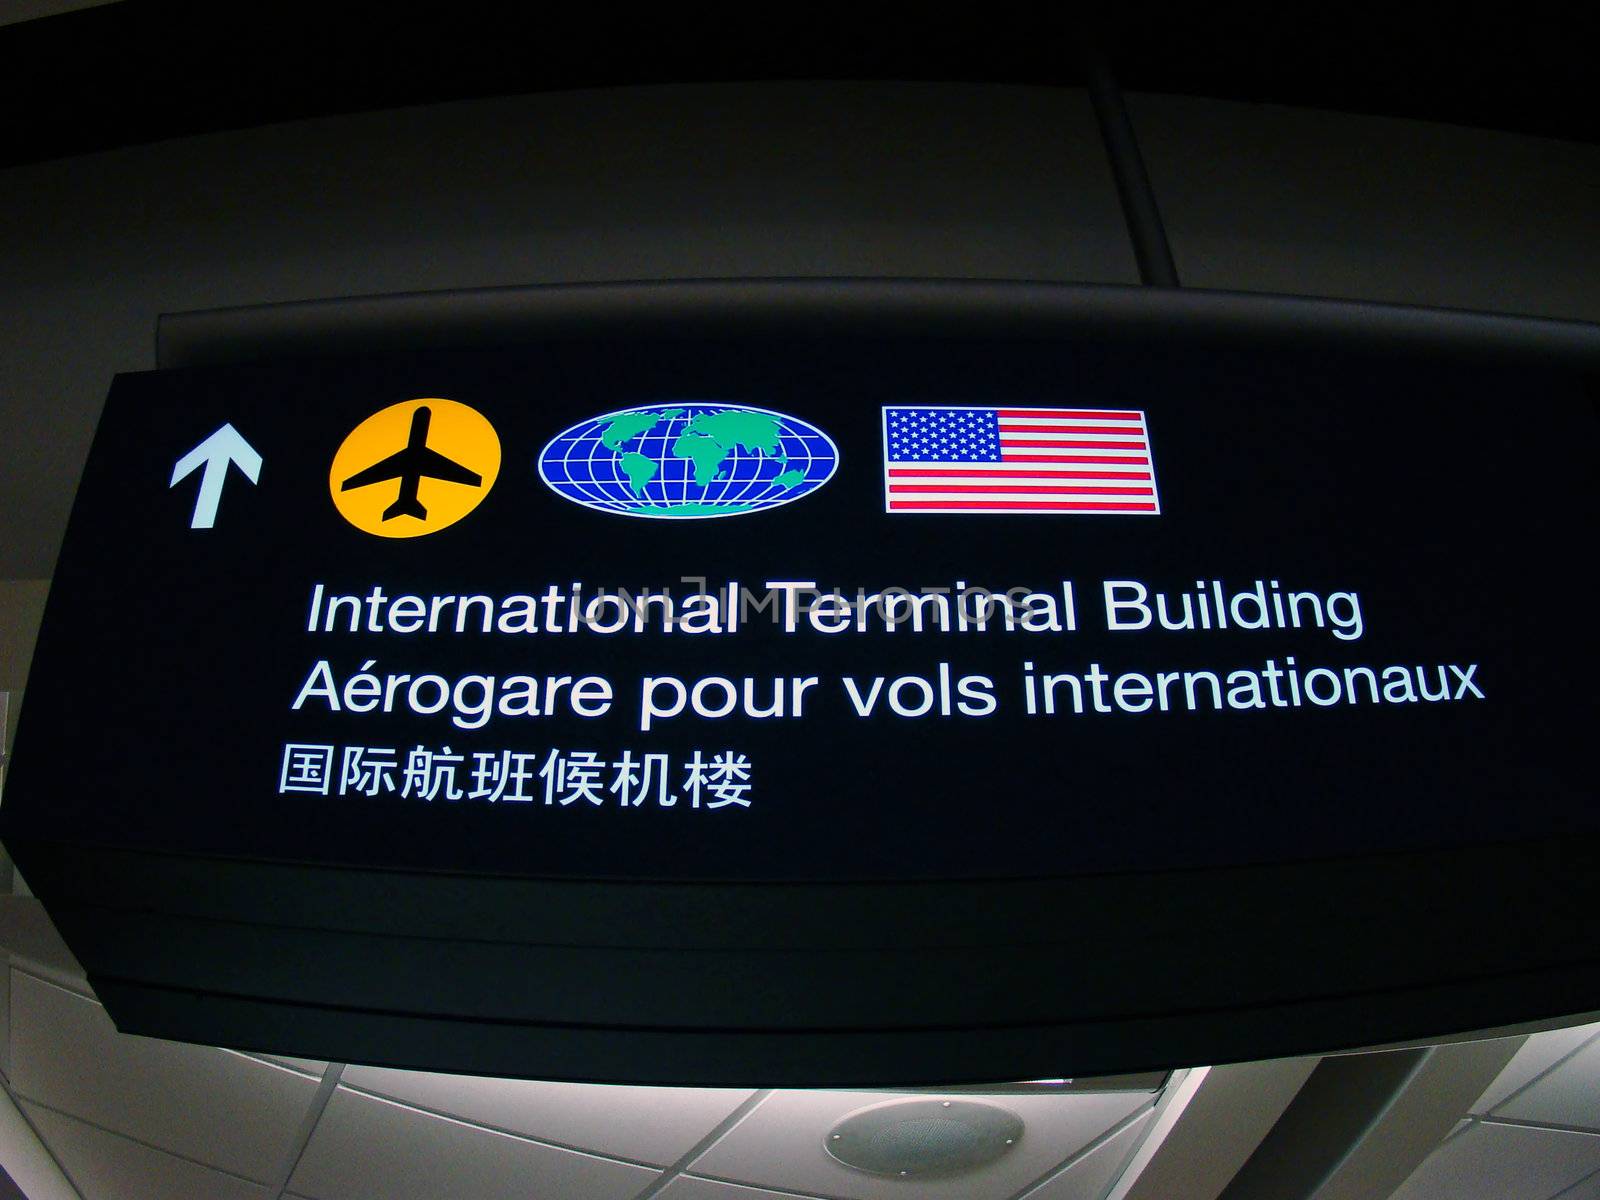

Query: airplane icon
left=338, top=405, right=483, bottom=521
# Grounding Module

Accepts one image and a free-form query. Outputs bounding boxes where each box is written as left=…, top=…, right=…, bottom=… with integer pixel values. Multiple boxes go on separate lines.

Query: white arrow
left=169, top=423, right=263, bottom=529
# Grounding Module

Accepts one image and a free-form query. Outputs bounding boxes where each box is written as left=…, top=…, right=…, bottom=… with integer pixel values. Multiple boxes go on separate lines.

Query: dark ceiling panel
left=0, top=5, right=1590, bottom=169
left=1106, top=13, right=1590, bottom=145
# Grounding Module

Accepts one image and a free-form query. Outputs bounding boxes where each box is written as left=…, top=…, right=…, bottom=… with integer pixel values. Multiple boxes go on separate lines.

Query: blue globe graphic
left=538, top=403, right=838, bottom=519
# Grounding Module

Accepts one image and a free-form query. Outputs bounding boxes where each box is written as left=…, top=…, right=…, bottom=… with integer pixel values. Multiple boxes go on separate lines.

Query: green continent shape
left=773, top=468, right=805, bottom=490
left=619, top=451, right=660, bottom=497
left=628, top=501, right=756, bottom=515
left=598, top=410, right=662, bottom=450
left=672, top=431, right=731, bottom=486
left=683, top=410, right=782, bottom=455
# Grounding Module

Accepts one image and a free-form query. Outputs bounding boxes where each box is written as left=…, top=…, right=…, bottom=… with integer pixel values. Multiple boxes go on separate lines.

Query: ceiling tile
left=1, top=958, right=10, bottom=1082
left=1129, top=93, right=1600, bottom=323
left=236, top=1052, right=328, bottom=1079
left=1554, top=1167, right=1600, bottom=1200
left=8, top=970, right=319, bottom=1182
left=341, top=1063, right=753, bottom=1165
left=1493, top=1035, right=1600, bottom=1131
left=1390, top=1121, right=1600, bottom=1200
left=22, top=1102, right=271, bottom=1200
left=1020, top=1107, right=1152, bottom=1200
left=0, top=579, right=50, bottom=692
left=1475, top=1025, right=1600, bottom=1115
left=657, top=1179, right=824, bottom=1200
left=288, top=1085, right=658, bottom=1200
left=0, top=2, right=121, bottom=31
left=689, top=1089, right=1151, bottom=1200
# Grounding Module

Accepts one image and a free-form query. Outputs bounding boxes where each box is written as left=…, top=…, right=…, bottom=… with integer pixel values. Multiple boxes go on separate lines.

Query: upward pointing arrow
left=169, top=423, right=263, bottom=529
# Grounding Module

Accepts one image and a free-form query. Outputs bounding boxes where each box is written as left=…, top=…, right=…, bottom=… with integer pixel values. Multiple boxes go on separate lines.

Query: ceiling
left=3, top=940, right=1600, bottom=1199
left=1, top=963, right=1173, bottom=1200
left=0, top=0, right=116, bottom=29
left=0, top=4, right=1593, bottom=170
left=1395, top=1028, right=1600, bottom=1200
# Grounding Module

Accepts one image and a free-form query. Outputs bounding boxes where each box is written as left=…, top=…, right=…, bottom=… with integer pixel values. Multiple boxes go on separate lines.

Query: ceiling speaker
left=825, top=1098, right=1025, bottom=1178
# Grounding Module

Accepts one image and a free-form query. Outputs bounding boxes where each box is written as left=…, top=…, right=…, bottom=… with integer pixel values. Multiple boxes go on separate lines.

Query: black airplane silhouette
left=340, top=406, right=482, bottom=521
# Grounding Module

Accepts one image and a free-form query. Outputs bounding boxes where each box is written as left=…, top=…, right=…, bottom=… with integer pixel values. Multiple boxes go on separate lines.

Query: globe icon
left=538, top=403, right=838, bottom=519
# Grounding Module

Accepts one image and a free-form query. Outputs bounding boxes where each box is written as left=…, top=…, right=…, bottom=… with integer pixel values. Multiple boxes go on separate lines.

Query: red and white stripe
left=885, top=408, right=1160, bottom=514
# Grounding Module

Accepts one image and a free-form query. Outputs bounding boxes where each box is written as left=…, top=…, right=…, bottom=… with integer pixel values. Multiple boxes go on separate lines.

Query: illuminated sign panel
left=2, top=289, right=1595, bottom=1084
left=10, top=341, right=1591, bottom=881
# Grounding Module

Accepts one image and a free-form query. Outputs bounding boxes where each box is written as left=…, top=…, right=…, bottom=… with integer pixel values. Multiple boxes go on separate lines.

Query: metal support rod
left=1084, top=54, right=1181, bottom=288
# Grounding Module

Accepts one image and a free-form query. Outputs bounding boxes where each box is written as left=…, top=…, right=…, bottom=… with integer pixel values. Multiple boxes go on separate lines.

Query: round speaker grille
left=825, top=1099, right=1025, bottom=1178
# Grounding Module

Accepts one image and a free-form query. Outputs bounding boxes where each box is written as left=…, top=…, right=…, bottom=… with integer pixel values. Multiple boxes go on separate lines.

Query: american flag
left=882, top=406, right=1160, bottom=514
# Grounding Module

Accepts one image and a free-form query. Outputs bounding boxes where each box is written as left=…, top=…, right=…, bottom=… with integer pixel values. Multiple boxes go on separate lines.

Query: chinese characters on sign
left=279, top=743, right=753, bottom=809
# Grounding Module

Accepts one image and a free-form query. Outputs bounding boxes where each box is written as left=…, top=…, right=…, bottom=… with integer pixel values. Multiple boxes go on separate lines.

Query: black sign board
left=4, top=283, right=1597, bottom=1085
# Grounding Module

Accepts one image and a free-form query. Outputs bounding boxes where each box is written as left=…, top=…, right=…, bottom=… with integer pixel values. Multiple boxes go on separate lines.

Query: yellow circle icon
left=329, top=398, right=500, bottom=538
